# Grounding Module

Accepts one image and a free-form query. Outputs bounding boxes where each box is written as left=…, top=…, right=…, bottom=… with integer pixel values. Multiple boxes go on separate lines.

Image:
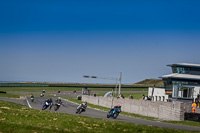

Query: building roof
left=160, top=73, right=200, bottom=80
left=167, top=63, right=200, bottom=68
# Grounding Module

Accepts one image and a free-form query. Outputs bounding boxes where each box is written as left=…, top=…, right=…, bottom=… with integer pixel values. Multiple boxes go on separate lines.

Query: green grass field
left=0, top=87, right=82, bottom=92
left=0, top=86, right=148, bottom=92
left=0, top=100, right=197, bottom=133
left=0, top=86, right=147, bottom=100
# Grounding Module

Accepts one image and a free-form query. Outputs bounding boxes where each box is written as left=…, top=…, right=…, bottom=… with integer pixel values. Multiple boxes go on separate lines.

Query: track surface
left=1, top=97, right=200, bottom=131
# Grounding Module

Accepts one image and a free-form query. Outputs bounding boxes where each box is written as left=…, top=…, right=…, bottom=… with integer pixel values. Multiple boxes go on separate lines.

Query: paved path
left=1, top=97, right=200, bottom=132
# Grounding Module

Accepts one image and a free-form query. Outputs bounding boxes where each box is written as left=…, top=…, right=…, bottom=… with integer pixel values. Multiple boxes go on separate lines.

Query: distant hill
left=133, top=79, right=164, bottom=87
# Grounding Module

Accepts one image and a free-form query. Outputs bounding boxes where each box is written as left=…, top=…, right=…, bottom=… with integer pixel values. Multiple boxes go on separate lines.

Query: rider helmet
left=49, top=98, right=52, bottom=102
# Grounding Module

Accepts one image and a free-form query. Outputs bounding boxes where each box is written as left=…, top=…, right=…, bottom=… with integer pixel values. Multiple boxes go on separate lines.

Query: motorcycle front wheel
left=76, top=109, right=79, bottom=114
left=54, top=105, right=60, bottom=111
left=113, top=113, right=118, bottom=119
left=42, top=105, right=47, bottom=110
left=79, top=109, right=82, bottom=114
left=107, top=112, right=110, bottom=118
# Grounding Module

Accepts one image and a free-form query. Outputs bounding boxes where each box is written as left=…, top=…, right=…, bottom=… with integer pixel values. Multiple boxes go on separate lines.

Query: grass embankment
left=133, top=79, right=164, bottom=87
left=0, top=100, right=196, bottom=133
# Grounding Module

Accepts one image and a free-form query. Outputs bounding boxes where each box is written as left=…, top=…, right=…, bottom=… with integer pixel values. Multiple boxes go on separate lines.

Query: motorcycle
left=31, top=97, right=34, bottom=102
left=107, top=106, right=121, bottom=119
left=42, top=102, right=50, bottom=110
left=54, top=103, right=61, bottom=111
left=40, top=93, right=44, bottom=97
left=76, top=104, right=86, bottom=114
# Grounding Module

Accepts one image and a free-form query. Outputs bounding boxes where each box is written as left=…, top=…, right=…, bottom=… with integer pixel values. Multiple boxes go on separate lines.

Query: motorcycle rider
left=55, top=97, right=62, bottom=105
left=30, top=94, right=34, bottom=102
left=40, top=93, right=44, bottom=97
left=44, top=98, right=53, bottom=110
left=82, top=101, right=87, bottom=109
left=110, top=104, right=121, bottom=113
left=107, top=104, right=121, bottom=119
left=76, top=101, right=87, bottom=113
left=54, top=97, right=62, bottom=111
left=49, top=98, right=53, bottom=110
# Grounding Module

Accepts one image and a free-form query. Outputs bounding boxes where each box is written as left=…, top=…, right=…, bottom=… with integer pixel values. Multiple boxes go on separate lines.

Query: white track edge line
left=25, top=96, right=32, bottom=108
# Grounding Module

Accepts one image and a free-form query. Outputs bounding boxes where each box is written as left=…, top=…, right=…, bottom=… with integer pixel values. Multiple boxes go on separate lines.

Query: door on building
left=182, top=87, right=194, bottom=98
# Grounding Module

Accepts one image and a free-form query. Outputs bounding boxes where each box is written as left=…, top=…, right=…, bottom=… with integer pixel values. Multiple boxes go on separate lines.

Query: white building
left=148, top=87, right=169, bottom=102
left=148, top=63, right=200, bottom=103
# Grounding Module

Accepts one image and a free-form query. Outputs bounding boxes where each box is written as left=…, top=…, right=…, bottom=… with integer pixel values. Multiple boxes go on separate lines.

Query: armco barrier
left=185, top=113, right=200, bottom=122
left=82, top=95, right=192, bottom=121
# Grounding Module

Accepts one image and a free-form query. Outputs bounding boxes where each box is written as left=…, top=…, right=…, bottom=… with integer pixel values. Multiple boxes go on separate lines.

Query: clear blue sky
left=0, top=0, right=200, bottom=84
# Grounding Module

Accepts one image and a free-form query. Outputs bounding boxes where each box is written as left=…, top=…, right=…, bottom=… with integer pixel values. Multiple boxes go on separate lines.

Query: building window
left=172, top=67, right=191, bottom=74
left=173, top=86, right=194, bottom=98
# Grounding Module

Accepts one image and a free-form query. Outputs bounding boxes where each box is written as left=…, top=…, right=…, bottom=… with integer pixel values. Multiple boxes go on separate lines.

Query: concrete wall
left=82, top=95, right=192, bottom=121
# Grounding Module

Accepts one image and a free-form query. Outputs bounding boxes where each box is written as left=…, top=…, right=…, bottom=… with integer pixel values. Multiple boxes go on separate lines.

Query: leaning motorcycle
left=76, top=105, right=86, bottom=114
left=107, top=106, right=121, bottom=119
left=42, top=102, right=49, bottom=110
left=54, top=103, right=61, bottom=111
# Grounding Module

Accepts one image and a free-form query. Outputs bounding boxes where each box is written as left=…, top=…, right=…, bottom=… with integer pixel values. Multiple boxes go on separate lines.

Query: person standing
left=192, top=102, right=197, bottom=113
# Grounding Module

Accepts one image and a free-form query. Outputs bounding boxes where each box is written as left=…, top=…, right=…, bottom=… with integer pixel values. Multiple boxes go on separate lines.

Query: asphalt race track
left=1, top=97, right=200, bottom=131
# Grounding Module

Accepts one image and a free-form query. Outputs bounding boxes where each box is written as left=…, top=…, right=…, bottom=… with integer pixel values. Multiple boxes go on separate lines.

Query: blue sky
left=0, top=1, right=200, bottom=84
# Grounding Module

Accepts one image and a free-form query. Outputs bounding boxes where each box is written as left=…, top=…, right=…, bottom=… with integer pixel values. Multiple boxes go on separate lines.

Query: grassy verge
left=0, top=93, right=20, bottom=98
left=0, top=100, right=196, bottom=133
left=64, top=97, right=200, bottom=128
left=120, top=92, right=148, bottom=99
left=163, top=120, right=200, bottom=128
